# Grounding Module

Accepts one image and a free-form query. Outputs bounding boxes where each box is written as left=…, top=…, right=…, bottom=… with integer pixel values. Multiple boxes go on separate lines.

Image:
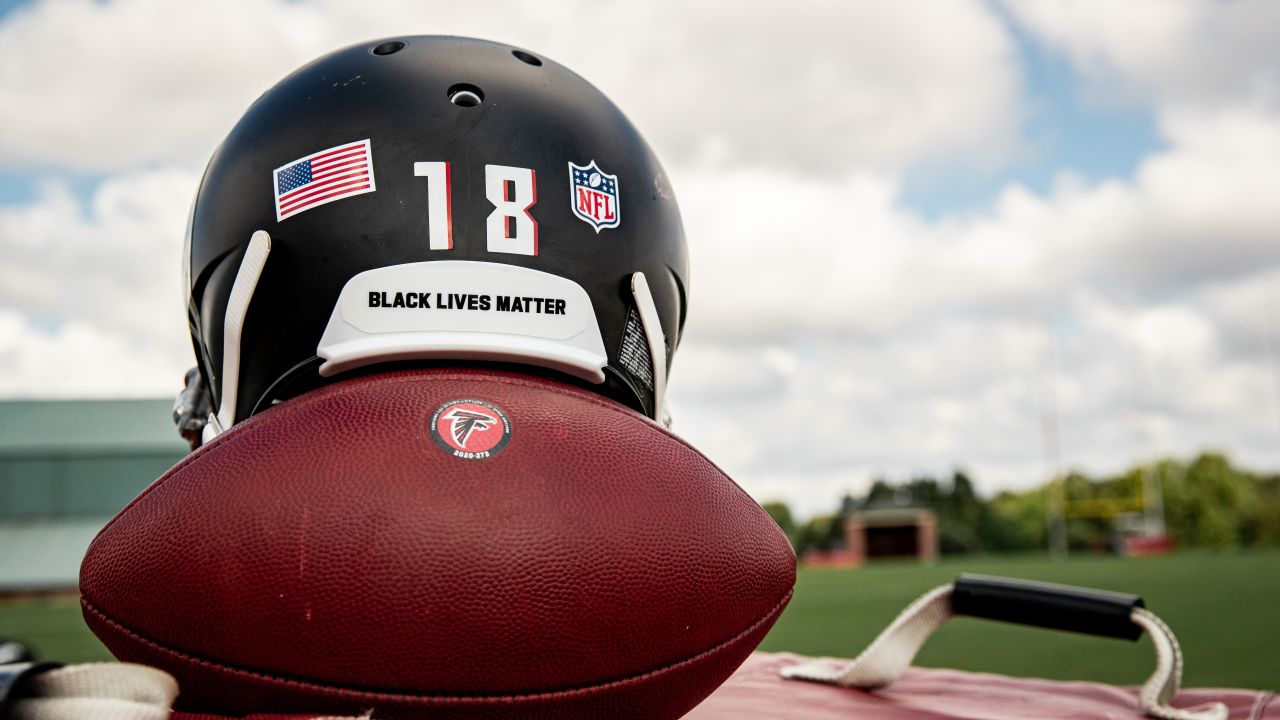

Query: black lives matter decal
left=368, top=291, right=567, bottom=315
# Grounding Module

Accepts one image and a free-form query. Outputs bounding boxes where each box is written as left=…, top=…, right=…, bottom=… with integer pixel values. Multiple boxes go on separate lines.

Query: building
left=844, top=507, right=938, bottom=563
left=0, top=399, right=186, bottom=592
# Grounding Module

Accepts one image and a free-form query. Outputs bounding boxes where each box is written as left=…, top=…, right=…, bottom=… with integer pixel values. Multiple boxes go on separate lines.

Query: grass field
left=2, top=550, right=1277, bottom=690
left=759, top=549, right=1280, bottom=691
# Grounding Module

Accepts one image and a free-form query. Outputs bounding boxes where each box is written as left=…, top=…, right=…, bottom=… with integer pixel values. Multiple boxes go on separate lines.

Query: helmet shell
left=187, top=36, right=688, bottom=423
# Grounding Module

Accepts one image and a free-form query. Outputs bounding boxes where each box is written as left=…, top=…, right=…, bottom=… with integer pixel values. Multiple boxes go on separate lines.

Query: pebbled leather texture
left=80, top=367, right=796, bottom=719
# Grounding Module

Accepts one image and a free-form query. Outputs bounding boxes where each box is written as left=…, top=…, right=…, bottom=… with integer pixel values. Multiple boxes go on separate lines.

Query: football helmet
left=179, top=36, right=689, bottom=444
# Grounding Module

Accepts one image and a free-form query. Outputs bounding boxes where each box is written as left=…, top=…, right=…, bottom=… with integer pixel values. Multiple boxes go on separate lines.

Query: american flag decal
left=273, top=140, right=375, bottom=221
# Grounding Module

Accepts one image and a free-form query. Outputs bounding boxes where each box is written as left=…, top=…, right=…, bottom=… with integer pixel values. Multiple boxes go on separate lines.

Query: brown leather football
left=79, top=367, right=795, bottom=719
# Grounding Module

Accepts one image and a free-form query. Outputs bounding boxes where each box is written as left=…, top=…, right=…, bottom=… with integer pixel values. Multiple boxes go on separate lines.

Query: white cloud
left=0, top=1, right=305, bottom=171
left=672, top=283, right=1280, bottom=509
left=0, top=0, right=1021, bottom=174
left=1004, top=0, right=1280, bottom=114
left=675, top=105, right=1280, bottom=344
left=1196, top=267, right=1280, bottom=358
left=670, top=317, right=1052, bottom=505
left=0, top=308, right=189, bottom=397
left=594, top=0, right=1023, bottom=173
left=0, top=168, right=196, bottom=395
left=667, top=102, right=1280, bottom=507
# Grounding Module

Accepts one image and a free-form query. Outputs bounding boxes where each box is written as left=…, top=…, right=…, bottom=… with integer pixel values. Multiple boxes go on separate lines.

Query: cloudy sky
left=1, top=0, right=1277, bottom=517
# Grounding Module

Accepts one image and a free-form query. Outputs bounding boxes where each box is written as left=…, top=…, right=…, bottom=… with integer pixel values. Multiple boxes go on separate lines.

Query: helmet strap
left=630, top=272, right=668, bottom=425
left=207, top=230, right=272, bottom=441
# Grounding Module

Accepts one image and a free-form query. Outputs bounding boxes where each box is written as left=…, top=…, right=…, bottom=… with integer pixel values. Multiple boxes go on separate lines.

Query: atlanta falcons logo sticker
left=429, top=399, right=512, bottom=460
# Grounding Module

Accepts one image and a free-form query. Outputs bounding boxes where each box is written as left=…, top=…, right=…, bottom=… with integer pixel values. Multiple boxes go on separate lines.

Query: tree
left=800, top=451, right=1278, bottom=557
left=990, top=488, right=1047, bottom=550
left=1244, top=474, right=1280, bottom=546
left=867, top=479, right=902, bottom=506
left=795, top=515, right=843, bottom=554
left=762, top=501, right=797, bottom=548
left=1160, top=452, right=1257, bottom=548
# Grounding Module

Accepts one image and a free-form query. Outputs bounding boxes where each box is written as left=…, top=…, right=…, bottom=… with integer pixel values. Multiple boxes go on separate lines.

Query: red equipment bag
left=686, top=652, right=1276, bottom=720
left=162, top=652, right=1277, bottom=720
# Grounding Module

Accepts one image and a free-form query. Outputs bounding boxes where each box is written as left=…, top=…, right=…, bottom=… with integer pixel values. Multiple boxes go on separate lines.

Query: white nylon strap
left=781, top=583, right=953, bottom=688
left=7, top=661, right=369, bottom=720
left=1132, top=607, right=1227, bottom=720
left=781, top=583, right=1227, bottom=720
left=10, top=663, right=176, bottom=720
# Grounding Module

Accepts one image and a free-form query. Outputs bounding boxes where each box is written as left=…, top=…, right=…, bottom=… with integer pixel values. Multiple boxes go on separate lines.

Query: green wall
left=0, top=450, right=180, bottom=518
left=0, top=399, right=188, bottom=589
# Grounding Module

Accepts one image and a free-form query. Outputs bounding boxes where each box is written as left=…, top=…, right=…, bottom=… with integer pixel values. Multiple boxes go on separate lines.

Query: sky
left=1, top=0, right=1278, bottom=518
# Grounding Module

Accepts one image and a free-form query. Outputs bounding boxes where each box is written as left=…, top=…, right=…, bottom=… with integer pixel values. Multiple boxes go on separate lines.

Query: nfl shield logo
left=568, top=160, right=621, bottom=232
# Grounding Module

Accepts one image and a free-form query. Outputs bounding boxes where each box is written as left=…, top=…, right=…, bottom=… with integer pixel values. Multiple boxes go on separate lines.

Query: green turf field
left=2, top=550, right=1277, bottom=690
left=759, top=550, right=1280, bottom=691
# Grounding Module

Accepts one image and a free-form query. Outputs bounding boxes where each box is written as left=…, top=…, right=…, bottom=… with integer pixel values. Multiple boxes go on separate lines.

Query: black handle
left=952, top=574, right=1144, bottom=641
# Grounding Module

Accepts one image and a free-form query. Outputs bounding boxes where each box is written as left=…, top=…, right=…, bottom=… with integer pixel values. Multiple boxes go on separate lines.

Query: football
left=79, top=367, right=795, bottom=719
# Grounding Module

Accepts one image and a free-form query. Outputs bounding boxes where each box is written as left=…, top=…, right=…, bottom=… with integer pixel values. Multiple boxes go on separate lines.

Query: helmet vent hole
left=448, top=83, right=485, bottom=107
left=512, top=50, right=542, bottom=66
left=372, top=41, right=405, bottom=56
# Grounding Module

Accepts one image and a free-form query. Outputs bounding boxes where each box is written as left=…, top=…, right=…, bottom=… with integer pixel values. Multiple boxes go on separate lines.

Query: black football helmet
left=178, top=36, right=689, bottom=445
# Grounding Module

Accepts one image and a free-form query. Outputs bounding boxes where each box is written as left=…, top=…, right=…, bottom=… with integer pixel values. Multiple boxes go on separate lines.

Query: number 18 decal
left=414, top=162, right=538, bottom=256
